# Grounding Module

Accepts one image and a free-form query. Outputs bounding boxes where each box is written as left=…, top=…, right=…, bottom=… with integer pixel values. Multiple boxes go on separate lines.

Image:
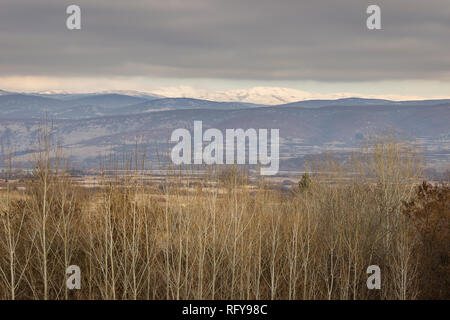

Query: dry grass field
left=0, top=137, right=448, bottom=300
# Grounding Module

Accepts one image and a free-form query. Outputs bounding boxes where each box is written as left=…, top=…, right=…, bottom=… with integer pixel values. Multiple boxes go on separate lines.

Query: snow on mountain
left=147, top=86, right=429, bottom=105
left=5, top=87, right=445, bottom=105
left=149, top=86, right=317, bottom=105
left=214, top=87, right=314, bottom=105
left=35, top=90, right=76, bottom=95
left=8, top=86, right=323, bottom=104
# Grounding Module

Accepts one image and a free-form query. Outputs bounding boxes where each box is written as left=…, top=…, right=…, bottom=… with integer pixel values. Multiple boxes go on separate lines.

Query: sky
left=0, top=0, right=449, bottom=99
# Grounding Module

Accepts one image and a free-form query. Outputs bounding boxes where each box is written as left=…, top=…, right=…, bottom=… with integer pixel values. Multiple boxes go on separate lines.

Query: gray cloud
left=0, top=0, right=449, bottom=81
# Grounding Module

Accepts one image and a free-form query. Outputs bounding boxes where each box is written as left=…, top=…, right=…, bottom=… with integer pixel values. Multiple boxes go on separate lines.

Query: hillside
left=0, top=92, right=448, bottom=169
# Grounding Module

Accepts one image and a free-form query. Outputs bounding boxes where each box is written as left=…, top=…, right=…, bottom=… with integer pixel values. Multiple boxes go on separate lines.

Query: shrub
left=403, top=182, right=450, bottom=299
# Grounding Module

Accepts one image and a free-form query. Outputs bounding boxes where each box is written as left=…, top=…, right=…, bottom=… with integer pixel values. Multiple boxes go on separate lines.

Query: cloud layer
left=1, top=0, right=449, bottom=81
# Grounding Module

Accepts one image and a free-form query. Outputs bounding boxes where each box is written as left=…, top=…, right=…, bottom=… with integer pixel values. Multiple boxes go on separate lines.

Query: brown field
left=0, top=137, right=448, bottom=300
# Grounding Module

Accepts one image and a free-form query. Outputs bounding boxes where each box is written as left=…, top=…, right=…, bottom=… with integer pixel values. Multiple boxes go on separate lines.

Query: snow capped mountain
left=149, top=86, right=317, bottom=105
left=3, top=87, right=445, bottom=105
left=223, top=87, right=318, bottom=104
left=147, top=86, right=431, bottom=105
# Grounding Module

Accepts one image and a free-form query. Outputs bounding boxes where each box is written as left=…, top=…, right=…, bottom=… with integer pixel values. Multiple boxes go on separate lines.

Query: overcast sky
left=0, top=0, right=449, bottom=97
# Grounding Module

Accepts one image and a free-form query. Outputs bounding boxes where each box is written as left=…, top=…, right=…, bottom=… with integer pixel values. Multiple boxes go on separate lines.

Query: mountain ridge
left=4, top=87, right=448, bottom=106
left=0, top=91, right=448, bottom=171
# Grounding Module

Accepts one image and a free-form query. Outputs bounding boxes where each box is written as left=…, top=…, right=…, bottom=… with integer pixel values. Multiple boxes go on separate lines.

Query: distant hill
left=65, top=94, right=149, bottom=108
left=0, top=94, right=264, bottom=119
left=112, top=98, right=265, bottom=114
left=0, top=89, right=12, bottom=96
left=279, top=97, right=450, bottom=108
left=0, top=94, right=66, bottom=118
left=0, top=91, right=448, bottom=170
